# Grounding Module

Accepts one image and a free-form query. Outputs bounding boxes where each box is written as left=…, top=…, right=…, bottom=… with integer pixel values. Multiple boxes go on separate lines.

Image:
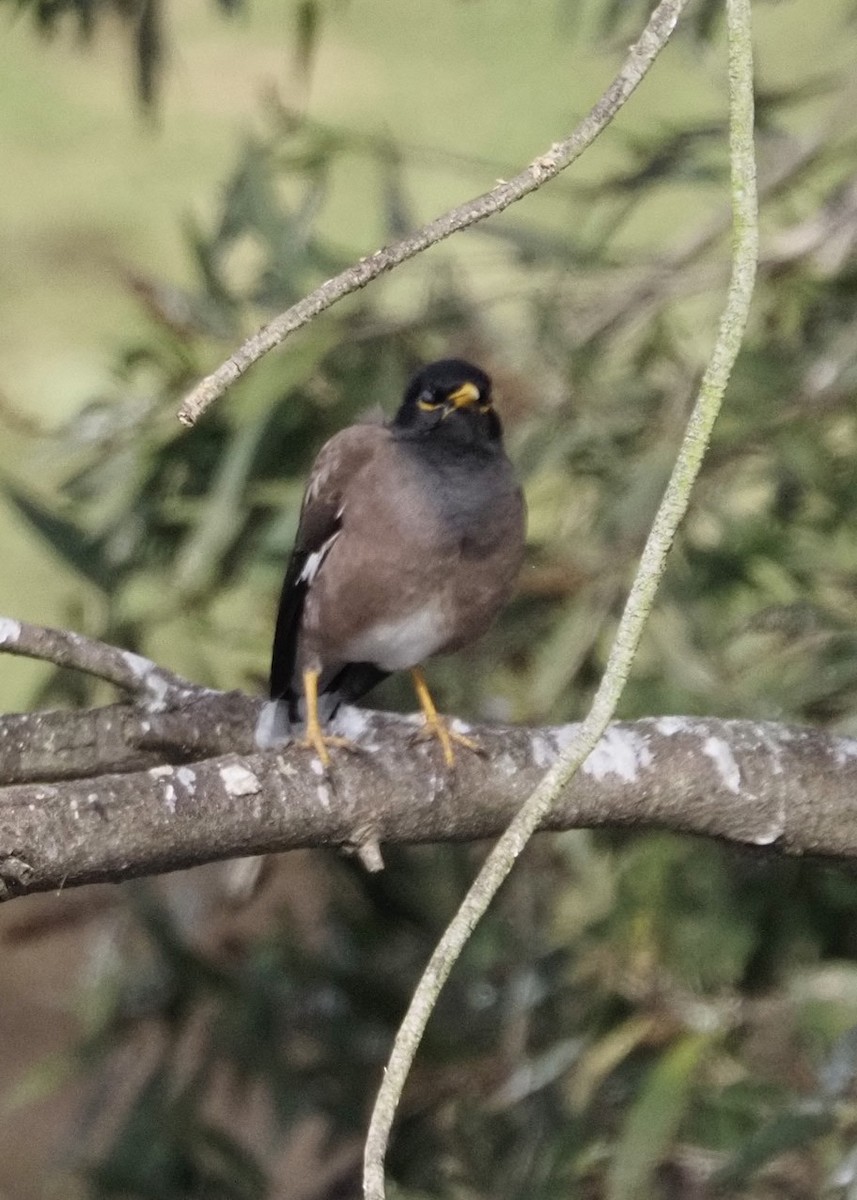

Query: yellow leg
left=410, top=666, right=482, bottom=768
left=300, top=668, right=357, bottom=767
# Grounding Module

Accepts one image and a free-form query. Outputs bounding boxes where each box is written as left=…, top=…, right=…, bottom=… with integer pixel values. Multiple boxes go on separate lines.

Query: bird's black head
left=391, top=359, right=502, bottom=446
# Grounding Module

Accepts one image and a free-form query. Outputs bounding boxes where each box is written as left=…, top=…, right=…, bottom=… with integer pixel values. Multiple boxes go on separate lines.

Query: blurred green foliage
left=4, top=0, right=246, bottom=106
left=7, top=1, right=857, bottom=1197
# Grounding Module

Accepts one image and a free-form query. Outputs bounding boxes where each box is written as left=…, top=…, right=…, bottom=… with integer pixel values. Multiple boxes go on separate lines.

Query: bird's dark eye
left=416, top=393, right=442, bottom=412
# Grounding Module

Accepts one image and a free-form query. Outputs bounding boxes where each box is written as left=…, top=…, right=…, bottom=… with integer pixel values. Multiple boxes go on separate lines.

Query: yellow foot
left=300, top=729, right=360, bottom=769
left=411, top=716, right=483, bottom=769
left=299, top=666, right=361, bottom=768
left=408, top=665, right=483, bottom=768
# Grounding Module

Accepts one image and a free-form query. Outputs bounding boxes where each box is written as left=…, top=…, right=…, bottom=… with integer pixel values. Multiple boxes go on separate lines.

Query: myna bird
left=259, top=358, right=526, bottom=767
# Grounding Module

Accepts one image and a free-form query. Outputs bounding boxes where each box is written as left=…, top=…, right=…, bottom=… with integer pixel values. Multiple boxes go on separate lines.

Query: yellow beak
left=447, top=381, right=481, bottom=408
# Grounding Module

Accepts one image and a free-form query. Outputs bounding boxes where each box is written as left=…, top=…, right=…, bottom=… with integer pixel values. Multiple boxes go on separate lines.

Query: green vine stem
left=362, top=0, right=758, bottom=1195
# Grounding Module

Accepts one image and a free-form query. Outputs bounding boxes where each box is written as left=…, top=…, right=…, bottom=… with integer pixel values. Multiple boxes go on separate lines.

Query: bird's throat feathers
left=391, top=406, right=503, bottom=453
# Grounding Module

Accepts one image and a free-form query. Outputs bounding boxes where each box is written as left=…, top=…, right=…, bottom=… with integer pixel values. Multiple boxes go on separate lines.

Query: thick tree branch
left=0, top=690, right=252, bottom=785
left=177, top=0, right=689, bottom=426
left=2, top=696, right=857, bottom=903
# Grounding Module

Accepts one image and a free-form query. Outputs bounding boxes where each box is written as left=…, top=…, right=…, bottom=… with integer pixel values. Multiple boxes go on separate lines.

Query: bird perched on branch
left=258, top=358, right=526, bottom=767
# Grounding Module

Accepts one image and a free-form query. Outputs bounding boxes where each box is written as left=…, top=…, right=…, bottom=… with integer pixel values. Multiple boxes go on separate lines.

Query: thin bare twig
left=0, top=617, right=201, bottom=708
left=178, top=0, right=689, bottom=426
left=362, top=0, right=758, bottom=1194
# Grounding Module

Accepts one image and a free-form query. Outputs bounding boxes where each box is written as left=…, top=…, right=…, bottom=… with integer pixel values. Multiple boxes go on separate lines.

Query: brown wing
left=268, top=425, right=387, bottom=714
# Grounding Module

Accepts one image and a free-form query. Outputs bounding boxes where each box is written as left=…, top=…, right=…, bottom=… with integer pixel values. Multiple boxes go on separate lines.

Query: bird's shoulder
left=295, top=422, right=389, bottom=552
left=303, top=423, right=388, bottom=508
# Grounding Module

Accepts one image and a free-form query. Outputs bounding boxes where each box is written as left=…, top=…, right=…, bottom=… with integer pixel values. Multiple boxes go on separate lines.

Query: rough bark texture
left=2, top=685, right=856, bottom=901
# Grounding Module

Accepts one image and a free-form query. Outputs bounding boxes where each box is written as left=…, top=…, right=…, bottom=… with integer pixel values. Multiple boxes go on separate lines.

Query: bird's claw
left=411, top=716, right=483, bottom=769
left=300, top=729, right=361, bottom=769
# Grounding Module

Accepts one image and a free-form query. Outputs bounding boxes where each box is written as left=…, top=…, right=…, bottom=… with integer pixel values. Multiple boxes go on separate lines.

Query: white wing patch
left=298, top=508, right=344, bottom=586
left=298, top=532, right=340, bottom=584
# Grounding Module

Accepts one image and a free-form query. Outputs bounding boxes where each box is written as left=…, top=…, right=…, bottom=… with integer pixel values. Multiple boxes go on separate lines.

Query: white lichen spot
left=753, top=819, right=784, bottom=847
left=497, top=753, right=518, bottom=778
left=310, top=758, right=325, bottom=777
left=121, top=650, right=153, bottom=679
left=176, top=766, right=197, bottom=796
left=656, top=716, right=693, bottom=737
left=702, top=736, right=741, bottom=794
left=316, top=784, right=332, bottom=809
left=583, top=727, right=653, bottom=784
left=121, top=649, right=174, bottom=711
left=833, top=738, right=857, bottom=767
left=0, top=617, right=21, bottom=645
left=553, top=724, right=582, bottom=753
left=142, top=672, right=170, bottom=713
left=450, top=717, right=473, bottom=736
left=530, top=733, right=556, bottom=770
left=751, top=724, right=785, bottom=775
left=219, top=762, right=262, bottom=797
left=149, top=765, right=178, bottom=811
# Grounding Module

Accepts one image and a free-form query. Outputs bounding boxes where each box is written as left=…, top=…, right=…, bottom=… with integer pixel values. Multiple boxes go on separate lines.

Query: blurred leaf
left=294, top=0, right=321, bottom=86
left=135, top=0, right=162, bottom=110
left=568, top=1015, right=657, bottom=1114
left=711, top=1107, right=835, bottom=1191
left=172, top=412, right=271, bottom=597
left=194, top=1126, right=268, bottom=1200
left=1, top=482, right=115, bottom=591
left=607, top=1033, right=711, bottom=1200
left=819, top=1023, right=857, bottom=1100
left=381, top=149, right=415, bottom=239
left=9, top=0, right=246, bottom=105
left=3, top=1049, right=78, bottom=1113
